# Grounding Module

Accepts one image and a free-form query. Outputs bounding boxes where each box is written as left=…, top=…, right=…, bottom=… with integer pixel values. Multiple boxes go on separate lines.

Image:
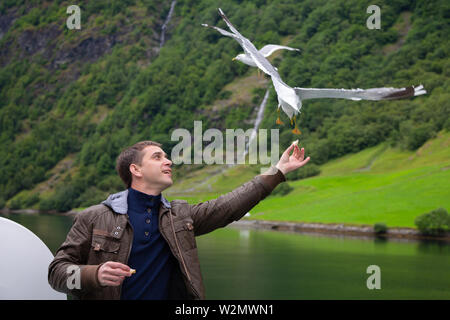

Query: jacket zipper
left=162, top=209, right=200, bottom=299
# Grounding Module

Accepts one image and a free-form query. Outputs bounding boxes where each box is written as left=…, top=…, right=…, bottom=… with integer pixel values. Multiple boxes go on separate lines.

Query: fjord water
left=3, top=213, right=449, bottom=299
left=197, top=227, right=450, bottom=299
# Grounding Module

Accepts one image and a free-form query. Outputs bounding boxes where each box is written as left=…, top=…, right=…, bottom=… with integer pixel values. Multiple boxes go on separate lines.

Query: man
left=48, top=140, right=310, bottom=299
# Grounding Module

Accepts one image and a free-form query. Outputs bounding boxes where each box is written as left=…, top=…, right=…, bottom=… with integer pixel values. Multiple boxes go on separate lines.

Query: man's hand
left=97, top=261, right=132, bottom=287
left=276, top=143, right=310, bottom=175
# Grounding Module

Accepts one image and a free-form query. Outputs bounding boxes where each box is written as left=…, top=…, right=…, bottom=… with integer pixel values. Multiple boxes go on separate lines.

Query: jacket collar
left=102, top=189, right=171, bottom=214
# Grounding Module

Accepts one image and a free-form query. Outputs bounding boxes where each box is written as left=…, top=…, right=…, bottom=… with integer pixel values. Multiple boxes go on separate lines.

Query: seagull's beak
left=232, top=57, right=236, bottom=61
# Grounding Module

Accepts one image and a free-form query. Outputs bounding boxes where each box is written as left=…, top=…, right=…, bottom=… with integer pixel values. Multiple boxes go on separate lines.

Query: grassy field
left=167, top=131, right=450, bottom=228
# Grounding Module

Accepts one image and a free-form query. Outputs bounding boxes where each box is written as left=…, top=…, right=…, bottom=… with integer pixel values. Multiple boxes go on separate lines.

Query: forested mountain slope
left=0, top=0, right=448, bottom=211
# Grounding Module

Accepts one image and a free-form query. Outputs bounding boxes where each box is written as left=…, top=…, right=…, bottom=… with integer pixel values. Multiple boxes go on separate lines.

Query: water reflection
left=373, top=236, right=388, bottom=244
left=416, top=239, right=450, bottom=255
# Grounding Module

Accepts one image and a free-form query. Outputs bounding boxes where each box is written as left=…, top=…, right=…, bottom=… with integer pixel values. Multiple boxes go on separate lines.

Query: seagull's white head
left=232, top=53, right=246, bottom=62
left=232, top=53, right=257, bottom=67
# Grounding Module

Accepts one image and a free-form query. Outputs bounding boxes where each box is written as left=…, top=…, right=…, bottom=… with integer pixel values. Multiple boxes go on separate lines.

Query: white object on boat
left=0, top=217, right=66, bottom=300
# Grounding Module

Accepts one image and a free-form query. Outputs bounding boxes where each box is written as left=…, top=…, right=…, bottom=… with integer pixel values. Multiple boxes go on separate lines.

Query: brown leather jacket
left=48, top=167, right=285, bottom=299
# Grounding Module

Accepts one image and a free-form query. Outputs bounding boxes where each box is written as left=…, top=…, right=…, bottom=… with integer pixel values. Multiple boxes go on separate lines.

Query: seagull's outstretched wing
left=216, top=8, right=280, bottom=79
left=294, top=85, right=426, bottom=101
left=217, top=8, right=245, bottom=38
left=259, top=44, right=300, bottom=57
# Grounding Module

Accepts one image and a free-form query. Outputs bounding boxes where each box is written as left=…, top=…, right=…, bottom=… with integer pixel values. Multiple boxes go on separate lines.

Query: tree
left=415, top=208, right=450, bottom=236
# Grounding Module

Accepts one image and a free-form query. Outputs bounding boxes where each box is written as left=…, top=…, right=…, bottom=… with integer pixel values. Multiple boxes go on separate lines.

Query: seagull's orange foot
left=292, top=127, right=302, bottom=135
left=276, top=117, right=284, bottom=125
left=276, top=108, right=283, bottom=124
left=291, top=115, right=301, bottom=134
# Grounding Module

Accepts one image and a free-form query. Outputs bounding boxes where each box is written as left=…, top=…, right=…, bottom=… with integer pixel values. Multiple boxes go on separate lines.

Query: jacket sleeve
left=48, top=210, right=103, bottom=297
left=189, top=166, right=286, bottom=236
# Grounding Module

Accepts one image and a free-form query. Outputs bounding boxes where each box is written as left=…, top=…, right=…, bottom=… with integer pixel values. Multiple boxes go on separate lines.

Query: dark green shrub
left=23, top=193, right=39, bottom=207
left=218, top=90, right=232, bottom=100
left=400, top=121, right=436, bottom=151
left=374, top=222, right=388, bottom=234
left=444, top=118, right=450, bottom=131
left=8, top=192, right=39, bottom=209
left=271, top=182, right=293, bottom=196
left=97, top=175, right=124, bottom=192
left=76, top=187, right=107, bottom=208
left=415, top=208, right=450, bottom=236
left=39, top=185, right=79, bottom=212
left=9, top=197, right=23, bottom=210
left=39, top=198, right=55, bottom=211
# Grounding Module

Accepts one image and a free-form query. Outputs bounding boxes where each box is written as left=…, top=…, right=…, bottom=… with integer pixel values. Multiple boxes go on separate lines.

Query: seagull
left=203, top=22, right=300, bottom=75
left=203, top=8, right=426, bottom=135
left=232, top=44, right=300, bottom=77
left=232, top=44, right=300, bottom=67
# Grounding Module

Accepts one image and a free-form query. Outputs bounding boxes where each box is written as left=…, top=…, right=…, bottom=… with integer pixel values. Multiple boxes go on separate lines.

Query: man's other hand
left=97, top=261, right=132, bottom=287
left=276, top=143, right=310, bottom=175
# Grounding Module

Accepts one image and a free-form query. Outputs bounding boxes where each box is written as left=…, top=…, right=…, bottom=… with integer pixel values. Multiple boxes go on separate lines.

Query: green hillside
left=167, top=131, right=450, bottom=228
left=0, top=0, right=448, bottom=212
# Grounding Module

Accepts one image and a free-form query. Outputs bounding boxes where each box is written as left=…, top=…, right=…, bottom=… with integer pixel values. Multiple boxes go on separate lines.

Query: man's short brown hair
left=116, top=140, right=162, bottom=188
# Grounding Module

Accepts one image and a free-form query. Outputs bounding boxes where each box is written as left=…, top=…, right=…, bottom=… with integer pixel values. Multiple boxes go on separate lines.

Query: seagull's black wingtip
left=217, top=8, right=228, bottom=20
left=382, top=86, right=415, bottom=100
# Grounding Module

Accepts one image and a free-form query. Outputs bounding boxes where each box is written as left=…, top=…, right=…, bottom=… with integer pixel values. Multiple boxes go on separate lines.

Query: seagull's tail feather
left=413, top=84, right=427, bottom=97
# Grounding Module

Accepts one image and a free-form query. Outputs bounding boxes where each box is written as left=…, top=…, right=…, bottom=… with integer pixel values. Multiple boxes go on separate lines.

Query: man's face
left=131, top=146, right=173, bottom=191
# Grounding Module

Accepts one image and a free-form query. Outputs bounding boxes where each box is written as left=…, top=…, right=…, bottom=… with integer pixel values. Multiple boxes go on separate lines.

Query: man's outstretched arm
left=188, top=143, right=310, bottom=236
